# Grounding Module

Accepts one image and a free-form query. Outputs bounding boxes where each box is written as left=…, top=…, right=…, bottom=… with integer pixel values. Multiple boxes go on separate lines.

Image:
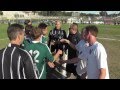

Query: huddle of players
left=22, top=19, right=86, bottom=79
left=0, top=16, right=109, bottom=79
left=20, top=19, right=109, bottom=79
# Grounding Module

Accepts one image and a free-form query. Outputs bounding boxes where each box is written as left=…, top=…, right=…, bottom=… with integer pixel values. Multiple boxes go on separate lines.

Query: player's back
left=25, top=41, right=53, bottom=75
left=0, top=44, right=37, bottom=79
left=25, top=42, right=47, bottom=63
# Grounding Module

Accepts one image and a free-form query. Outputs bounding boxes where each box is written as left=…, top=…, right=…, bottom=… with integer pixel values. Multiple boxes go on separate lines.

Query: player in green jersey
left=38, top=23, right=64, bottom=79
left=20, top=23, right=34, bottom=49
left=25, top=27, right=62, bottom=79
left=38, top=23, right=48, bottom=45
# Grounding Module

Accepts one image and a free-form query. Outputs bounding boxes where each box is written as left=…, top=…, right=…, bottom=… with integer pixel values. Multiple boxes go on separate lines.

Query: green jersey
left=40, top=35, right=48, bottom=45
left=40, top=35, right=52, bottom=78
left=21, top=37, right=32, bottom=49
left=25, top=41, right=54, bottom=79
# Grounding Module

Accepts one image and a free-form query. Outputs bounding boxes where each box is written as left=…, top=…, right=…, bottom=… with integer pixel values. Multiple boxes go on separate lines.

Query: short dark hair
left=31, top=27, right=42, bottom=39
left=85, top=25, right=98, bottom=37
left=38, top=23, right=47, bottom=30
left=7, top=23, right=24, bottom=41
left=24, top=20, right=31, bottom=25
left=25, top=25, right=34, bottom=36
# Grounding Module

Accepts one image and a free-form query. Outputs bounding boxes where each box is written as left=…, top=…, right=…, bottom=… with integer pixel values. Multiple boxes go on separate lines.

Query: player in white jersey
left=60, top=28, right=88, bottom=79
left=84, top=25, right=109, bottom=79
left=75, top=29, right=89, bottom=78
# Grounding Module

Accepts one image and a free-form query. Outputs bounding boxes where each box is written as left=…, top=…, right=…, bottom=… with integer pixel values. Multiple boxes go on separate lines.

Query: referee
left=0, top=23, right=38, bottom=79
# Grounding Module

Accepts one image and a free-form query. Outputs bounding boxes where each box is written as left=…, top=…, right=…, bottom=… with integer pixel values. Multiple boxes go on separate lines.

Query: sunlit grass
left=0, top=23, right=120, bottom=79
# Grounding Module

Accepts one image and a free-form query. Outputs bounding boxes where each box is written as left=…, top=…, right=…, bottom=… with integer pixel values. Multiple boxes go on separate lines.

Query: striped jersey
left=0, top=43, right=38, bottom=79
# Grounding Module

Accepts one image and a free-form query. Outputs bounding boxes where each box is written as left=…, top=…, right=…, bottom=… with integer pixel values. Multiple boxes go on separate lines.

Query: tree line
left=0, top=11, right=120, bottom=17
left=33, top=11, right=120, bottom=17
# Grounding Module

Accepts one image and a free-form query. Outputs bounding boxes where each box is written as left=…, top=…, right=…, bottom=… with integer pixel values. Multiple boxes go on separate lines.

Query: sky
left=66, top=11, right=120, bottom=14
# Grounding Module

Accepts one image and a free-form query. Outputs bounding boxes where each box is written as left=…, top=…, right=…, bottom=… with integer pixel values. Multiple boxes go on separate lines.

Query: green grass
left=98, top=39, right=120, bottom=79
left=0, top=39, right=9, bottom=49
left=0, top=23, right=120, bottom=79
left=0, top=24, right=8, bottom=39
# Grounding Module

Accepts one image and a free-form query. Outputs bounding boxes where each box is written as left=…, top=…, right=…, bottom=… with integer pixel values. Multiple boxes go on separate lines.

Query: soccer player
left=38, top=23, right=48, bottom=45
left=65, top=23, right=81, bottom=78
left=0, top=23, right=38, bottom=79
left=24, top=20, right=33, bottom=39
left=24, top=27, right=62, bottom=79
left=38, top=22, right=63, bottom=79
left=20, top=20, right=34, bottom=49
left=60, top=28, right=88, bottom=79
left=48, top=20, right=67, bottom=54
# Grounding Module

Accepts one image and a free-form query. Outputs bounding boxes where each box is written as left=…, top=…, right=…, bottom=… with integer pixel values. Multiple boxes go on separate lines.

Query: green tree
left=99, top=11, right=108, bottom=16
left=0, top=11, right=3, bottom=15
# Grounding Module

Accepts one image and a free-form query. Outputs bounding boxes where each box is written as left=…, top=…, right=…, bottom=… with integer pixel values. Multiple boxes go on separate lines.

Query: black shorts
left=66, top=64, right=77, bottom=75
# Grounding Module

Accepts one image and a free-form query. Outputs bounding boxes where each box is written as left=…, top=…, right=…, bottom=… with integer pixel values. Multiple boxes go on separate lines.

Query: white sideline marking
left=0, top=38, right=8, bottom=40
left=0, top=37, right=120, bottom=42
left=115, top=35, right=120, bottom=37
left=97, top=37, right=120, bottom=41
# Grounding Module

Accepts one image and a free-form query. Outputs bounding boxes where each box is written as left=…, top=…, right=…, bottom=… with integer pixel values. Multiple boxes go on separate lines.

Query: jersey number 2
left=29, top=50, right=40, bottom=63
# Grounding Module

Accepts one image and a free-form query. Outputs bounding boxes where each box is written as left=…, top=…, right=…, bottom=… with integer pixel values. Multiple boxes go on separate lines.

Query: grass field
left=0, top=23, right=120, bottom=79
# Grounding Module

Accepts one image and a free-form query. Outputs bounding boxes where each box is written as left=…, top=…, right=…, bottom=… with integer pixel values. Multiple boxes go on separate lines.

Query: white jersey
left=87, top=41, right=109, bottom=79
left=75, top=40, right=88, bottom=76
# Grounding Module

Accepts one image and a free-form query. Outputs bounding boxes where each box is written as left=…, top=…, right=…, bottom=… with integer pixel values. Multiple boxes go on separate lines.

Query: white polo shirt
left=87, top=41, right=109, bottom=79
left=75, top=40, right=88, bottom=76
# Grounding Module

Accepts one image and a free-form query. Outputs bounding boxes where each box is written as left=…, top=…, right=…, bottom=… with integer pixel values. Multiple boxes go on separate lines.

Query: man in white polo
left=84, top=25, right=109, bottom=79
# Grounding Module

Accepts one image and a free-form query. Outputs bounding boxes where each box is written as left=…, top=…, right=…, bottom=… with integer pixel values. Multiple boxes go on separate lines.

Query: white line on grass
left=99, top=34, right=120, bottom=37
left=0, top=38, right=8, bottom=41
left=115, top=35, right=120, bottom=37
left=0, top=37, right=120, bottom=42
left=97, top=37, right=120, bottom=42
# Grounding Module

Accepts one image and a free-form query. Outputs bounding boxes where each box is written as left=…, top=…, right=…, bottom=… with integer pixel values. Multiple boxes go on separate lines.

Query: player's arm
left=60, top=39, right=76, bottom=50
left=99, top=68, right=106, bottom=79
left=60, top=57, right=80, bottom=64
left=96, top=46, right=108, bottom=79
left=45, top=45, right=55, bottom=68
left=45, top=45, right=62, bottom=62
left=23, top=52, right=38, bottom=79
left=53, top=49, right=62, bottom=62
